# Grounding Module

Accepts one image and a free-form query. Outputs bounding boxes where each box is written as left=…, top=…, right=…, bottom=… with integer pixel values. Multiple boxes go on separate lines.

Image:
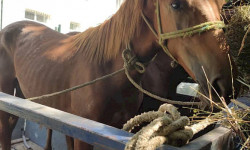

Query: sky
left=2, top=0, right=120, bottom=31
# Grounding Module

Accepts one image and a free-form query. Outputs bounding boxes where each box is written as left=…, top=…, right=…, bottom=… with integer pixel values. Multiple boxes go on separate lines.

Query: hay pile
left=189, top=99, right=250, bottom=150
left=224, top=5, right=250, bottom=91
left=222, top=7, right=250, bottom=149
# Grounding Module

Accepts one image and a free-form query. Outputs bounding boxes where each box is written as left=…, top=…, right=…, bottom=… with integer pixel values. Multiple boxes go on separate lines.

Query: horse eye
left=171, top=1, right=181, bottom=9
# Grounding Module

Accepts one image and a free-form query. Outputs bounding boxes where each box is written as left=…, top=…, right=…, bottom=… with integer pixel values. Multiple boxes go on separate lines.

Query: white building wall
left=2, top=0, right=25, bottom=27
left=0, top=0, right=120, bottom=33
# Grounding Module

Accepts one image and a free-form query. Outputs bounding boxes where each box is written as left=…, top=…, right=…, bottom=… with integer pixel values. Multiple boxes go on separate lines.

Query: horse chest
left=70, top=78, right=143, bottom=128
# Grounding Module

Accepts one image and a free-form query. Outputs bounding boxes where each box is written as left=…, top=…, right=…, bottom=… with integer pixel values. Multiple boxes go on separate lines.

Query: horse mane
left=72, top=0, right=145, bottom=64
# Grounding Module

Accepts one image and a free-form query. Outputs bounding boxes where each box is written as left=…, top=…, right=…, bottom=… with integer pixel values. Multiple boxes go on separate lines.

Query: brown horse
left=0, top=0, right=238, bottom=150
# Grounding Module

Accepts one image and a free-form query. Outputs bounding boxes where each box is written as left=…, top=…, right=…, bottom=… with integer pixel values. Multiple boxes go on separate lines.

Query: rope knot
left=123, top=104, right=194, bottom=150
left=122, top=47, right=146, bottom=74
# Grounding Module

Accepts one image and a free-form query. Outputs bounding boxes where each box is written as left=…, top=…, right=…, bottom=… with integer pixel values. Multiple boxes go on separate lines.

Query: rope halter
left=141, top=0, right=226, bottom=62
left=122, top=45, right=146, bottom=74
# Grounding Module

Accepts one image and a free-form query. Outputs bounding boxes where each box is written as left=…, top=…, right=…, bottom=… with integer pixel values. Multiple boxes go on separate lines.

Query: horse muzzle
left=198, top=75, right=240, bottom=107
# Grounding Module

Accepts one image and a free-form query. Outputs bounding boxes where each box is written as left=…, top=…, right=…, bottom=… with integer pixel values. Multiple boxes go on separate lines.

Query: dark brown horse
left=0, top=0, right=238, bottom=150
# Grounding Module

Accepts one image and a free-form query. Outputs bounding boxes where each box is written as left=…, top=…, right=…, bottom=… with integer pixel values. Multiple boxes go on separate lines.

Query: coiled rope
left=123, top=104, right=218, bottom=150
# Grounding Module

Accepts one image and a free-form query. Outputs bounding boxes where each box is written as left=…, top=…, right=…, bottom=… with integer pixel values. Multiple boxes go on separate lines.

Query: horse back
left=0, top=21, right=76, bottom=111
left=1, top=21, right=73, bottom=55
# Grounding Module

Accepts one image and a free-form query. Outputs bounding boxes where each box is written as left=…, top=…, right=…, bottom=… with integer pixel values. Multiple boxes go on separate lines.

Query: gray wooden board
left=181, top=127, right=233, bottom=150
left=0, top=92, right=234, bottom=150
left=0, top=92, right=179, bottom=150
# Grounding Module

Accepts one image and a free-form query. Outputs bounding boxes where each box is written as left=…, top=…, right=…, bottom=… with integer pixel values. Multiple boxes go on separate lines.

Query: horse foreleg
left=0, top=111, right=18, bottom=150
left=0, top=81, right=18, bottom=149
left=0, top=40, right=19, bottom=150
left=44, top=130, right=74, bottom=150
left=66, top=136, right=74, bottom=150
left=74, top=139, right=93, bottom=150
left=0, top=88, right=19, bottom=150
left=44, top=129, right=52, bottom=150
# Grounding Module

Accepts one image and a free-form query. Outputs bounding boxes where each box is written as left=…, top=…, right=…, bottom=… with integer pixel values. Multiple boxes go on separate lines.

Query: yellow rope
left=124, top=68, right=202, bottom=106
left=28, top=68, right=125, bottom=101
left=160, top=21, right=225, bottom=39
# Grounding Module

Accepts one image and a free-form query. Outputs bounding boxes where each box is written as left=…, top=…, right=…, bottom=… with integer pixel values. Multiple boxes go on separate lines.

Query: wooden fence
left=0, top=92, right=235, bottom=150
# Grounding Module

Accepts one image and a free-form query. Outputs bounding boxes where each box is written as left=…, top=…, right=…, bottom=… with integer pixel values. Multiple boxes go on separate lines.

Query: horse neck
left=109, top=18, right=159, bottom=79
left=73, top=0, right=158, bottom=65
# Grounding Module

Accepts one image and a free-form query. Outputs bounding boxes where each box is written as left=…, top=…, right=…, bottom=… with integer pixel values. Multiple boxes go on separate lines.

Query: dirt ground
left=0, top=138, right=43, bottom=150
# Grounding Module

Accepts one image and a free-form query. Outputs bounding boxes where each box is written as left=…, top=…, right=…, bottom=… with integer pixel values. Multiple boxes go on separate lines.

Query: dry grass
left=223, top=5, right=250, bottom=94
left=188, top=99, right=249, bottom=148
left=189, top=59, right=249, bottom=150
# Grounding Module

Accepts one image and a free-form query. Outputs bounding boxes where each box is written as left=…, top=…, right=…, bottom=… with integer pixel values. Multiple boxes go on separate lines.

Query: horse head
left=141, top=0, right=240, bottom=106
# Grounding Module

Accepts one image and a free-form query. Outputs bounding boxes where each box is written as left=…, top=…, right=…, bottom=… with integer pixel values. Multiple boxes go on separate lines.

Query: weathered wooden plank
left=0, top=92, right=179, bottom=150
left=181, top=127, right=233, bottom=150
left=0, top=92, right=128, bottom=149
left=0, top=92, right=239, bottom=150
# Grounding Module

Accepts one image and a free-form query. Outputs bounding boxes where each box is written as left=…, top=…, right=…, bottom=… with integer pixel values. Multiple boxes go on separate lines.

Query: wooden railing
left=0, top=92, right=234, bottom=150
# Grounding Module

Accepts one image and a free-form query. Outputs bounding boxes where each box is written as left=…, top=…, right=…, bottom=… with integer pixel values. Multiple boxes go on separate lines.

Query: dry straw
left=223, top=5, right=250, bottom=93
left=189, top=98, right=249, bottom=150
